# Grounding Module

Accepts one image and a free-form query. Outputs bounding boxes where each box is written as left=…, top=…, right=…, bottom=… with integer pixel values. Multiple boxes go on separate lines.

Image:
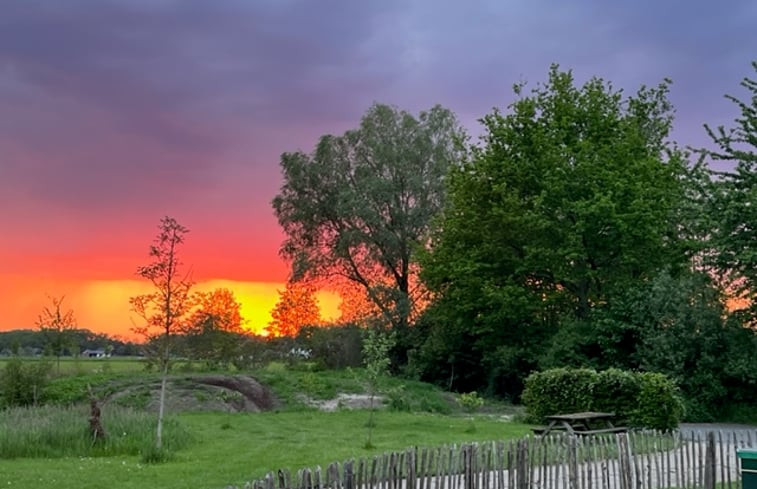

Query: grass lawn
left=0, top=410, right=531, bottom=489
left=0, top=356, right=148, bottom=375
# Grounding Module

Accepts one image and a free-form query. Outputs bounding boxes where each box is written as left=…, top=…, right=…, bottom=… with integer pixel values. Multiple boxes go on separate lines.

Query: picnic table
left=532, top=411, right=627, bottom=436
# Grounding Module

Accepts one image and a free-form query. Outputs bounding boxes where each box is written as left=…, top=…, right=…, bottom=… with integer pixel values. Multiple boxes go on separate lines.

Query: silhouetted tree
left=130, top=216, right=192, bottom=452
left=267, top=282, right=321, bottom=337
left=185, top=288, right=246, bottom=367
left=273, top=104, right=466, bottom=335
left=36, top=296, right=77, bottom=374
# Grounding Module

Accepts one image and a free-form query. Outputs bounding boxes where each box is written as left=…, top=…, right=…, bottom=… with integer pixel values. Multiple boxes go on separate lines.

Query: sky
left=1, top=0, right=755, bottom=337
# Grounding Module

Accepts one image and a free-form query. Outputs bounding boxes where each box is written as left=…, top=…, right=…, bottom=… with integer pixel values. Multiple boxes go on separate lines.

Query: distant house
left=82, top=348, right=108, bottom=358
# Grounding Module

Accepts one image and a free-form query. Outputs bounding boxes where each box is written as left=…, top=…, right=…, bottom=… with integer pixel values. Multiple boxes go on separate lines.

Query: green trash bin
left=738, top=449, right=757, bottom=489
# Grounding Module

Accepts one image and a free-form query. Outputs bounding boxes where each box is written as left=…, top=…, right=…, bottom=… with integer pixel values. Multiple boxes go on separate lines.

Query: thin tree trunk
left=156, top=357, right=169, bottom=450
left=366, top=391, right=376, bottom=448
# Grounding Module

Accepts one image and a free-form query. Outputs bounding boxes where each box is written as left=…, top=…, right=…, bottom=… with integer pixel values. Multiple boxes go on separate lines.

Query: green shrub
left=630, top=372, right=684, bottom=431
left=590, top=368, right=639, bottom=425
left=296, top=324, right=364, bottom=369
left=0, top=357, right=51, bottom=407
left=386, top=384, right=413, bottom=411
left=522, top=367, right=682, bottom=430
left=520, top=368, right=598, bottom=422
left=458, top=391, right=485, bottom=413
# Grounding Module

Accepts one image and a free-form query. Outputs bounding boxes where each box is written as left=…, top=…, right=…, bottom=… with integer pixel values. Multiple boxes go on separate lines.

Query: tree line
left=273, top=63, right=757, bottom=421
left=0, top=328, right=141, bottom=358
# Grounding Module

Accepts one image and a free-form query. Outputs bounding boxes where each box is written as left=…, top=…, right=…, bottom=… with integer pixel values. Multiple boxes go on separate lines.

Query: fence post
left=464, top=445, right=474, bottom=489
left=344, top=460, right=354, bottom=489
left=516, top=440, right=528, bottom=489
left=568, top=435, right=578, bottom=489
left=704, top=432, right=716, bottom=489
left=616, top=433, right=633, bottom=489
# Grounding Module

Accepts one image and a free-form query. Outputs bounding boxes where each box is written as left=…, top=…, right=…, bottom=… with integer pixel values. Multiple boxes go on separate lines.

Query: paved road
left=679, top=423, right=757, bottom=444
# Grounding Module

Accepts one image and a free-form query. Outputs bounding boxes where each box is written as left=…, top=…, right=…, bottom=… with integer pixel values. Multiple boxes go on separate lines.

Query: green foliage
left=0, top=403, right=190, bottom=458
left=419, top=65, right=690, bottom=399
left=363, top=329, right=395, bottom=384
left=704, top=61, right=757, bottom=326
left=581, top=270, right=757, bottom=421
left=521, top=368, right=598, bottom=422
left=0, top=357, right=51, bottom=407
left=273, top=103, right=466, bottom=332
left=363, top=328, right=396, bottom=447
left=590, top=369, right=639, bottom=424
left=0, top=329, right=141, bottom=358
left=522, top=367, right=683, bottom=430
left=631, top=372, right=684, bottom=431
left=458, top=391, right=484, bottom=413
left=295, top=324, right=365, bottom=369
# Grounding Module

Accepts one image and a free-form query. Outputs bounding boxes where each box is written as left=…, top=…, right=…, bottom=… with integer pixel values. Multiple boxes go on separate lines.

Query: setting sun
left=0, top=275, right=342, bottom=339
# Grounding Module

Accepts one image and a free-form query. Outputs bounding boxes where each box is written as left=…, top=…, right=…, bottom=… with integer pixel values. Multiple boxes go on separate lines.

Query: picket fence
left=229, top=430, right=756, bottom=489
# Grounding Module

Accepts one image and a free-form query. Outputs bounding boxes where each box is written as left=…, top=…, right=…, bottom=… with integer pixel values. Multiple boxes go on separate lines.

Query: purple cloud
left=0, top=0, right=754, bottom=220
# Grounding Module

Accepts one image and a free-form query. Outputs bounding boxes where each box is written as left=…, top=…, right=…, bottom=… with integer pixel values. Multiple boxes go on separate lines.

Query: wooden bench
left=574, top=427, right=628, bottom=436
left=531, top=426, right=548, bottom=435
left=532, top=425, right=567, bottom=435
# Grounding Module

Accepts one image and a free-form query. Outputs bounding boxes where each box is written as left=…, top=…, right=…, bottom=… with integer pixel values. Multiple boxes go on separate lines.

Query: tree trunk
left=156, top=361, right=168, bottom=450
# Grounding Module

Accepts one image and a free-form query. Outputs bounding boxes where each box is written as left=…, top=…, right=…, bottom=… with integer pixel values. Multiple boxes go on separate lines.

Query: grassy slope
left=0, top=410, right=531, bottom=489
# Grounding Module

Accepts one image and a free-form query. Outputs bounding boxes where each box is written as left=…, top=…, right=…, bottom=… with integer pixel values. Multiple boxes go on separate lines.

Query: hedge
left=521, top=367, right=683, bottom=430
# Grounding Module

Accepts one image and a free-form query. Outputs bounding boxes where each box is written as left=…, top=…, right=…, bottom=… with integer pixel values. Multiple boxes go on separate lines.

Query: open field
left=0, top=356, right=148, bottom=375
left=0, top=409, right=531, bottom=489
left=0, top=359, right=528, bottom=488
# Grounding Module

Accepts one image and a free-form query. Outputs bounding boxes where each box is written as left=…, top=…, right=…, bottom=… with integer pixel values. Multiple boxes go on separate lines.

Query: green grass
left=0, top=410, right=531, bottom=489
left=255, top=362, right=459, bottom=414
left=0, top=356, right=148, bottom=376
left=0, top=361, right=525, bottom=488
left=0, top=404, right=191, bottom=458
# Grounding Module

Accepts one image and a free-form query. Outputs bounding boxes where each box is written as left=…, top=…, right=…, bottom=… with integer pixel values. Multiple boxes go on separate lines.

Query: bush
left=630, top=372, right=684, bottom=430
left=520, top=368, right=598, bottom=422
left=296, top=324, right=364, bottom=369
left=522, top=367, right=682, bottom=430
left=458, top=391, right=485, bottom=413
left=590, top=368, right=639, bottom=425
left=0, top=357, right=51, bottom=407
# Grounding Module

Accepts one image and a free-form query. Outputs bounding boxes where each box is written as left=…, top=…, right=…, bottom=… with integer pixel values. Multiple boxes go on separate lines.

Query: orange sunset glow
left=1, top=1, right=750, bottom=343
left=0, top=273, right=340, bottom=339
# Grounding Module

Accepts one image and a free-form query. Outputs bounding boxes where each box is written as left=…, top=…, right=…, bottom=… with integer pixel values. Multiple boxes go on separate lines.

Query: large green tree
left=419, top=66, right=690, bottom=396
left=705, top=61, right=757, bottom=326
left=273, top=104, right=465, bottom=334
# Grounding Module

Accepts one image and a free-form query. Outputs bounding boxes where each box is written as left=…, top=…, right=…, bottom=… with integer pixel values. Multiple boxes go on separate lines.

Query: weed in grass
left=140, top=444, right=173, bottom=464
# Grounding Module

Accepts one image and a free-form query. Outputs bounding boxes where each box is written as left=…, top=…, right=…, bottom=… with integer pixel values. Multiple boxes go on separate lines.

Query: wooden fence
left=230, top=430, right=757, bottom=489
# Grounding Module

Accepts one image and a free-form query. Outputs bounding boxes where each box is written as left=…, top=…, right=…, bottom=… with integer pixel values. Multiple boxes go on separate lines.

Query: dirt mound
left=305, top=393, right=385, bottom=412
left=107, top=374, right=277, bottom=413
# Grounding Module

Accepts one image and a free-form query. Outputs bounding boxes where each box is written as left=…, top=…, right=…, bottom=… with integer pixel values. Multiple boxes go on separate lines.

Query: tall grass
left=0, top=403, right=191, bottom=459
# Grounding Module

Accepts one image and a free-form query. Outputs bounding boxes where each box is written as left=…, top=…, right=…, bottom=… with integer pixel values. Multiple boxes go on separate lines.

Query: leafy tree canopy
left=267, top=282, right=322, bottom=337
left=273, top=103, right=466, bottom=332
left=418, top=65, right=691, bottom=396
left=705, top=61, right=757, bottom=325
